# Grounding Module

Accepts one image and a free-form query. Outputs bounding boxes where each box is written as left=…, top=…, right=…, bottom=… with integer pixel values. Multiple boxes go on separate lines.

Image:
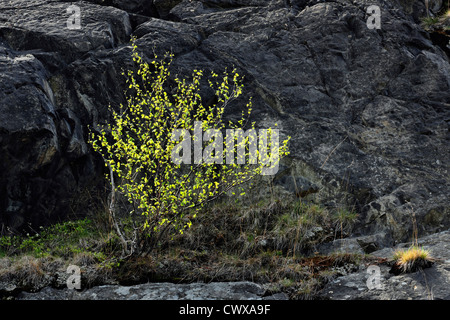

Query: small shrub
left=89, top=40, right=290, bottom=256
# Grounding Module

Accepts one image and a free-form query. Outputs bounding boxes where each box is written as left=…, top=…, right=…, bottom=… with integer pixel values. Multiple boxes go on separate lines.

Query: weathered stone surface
left=316, top=232, right=395, bottom=255
left=167, top=0, right=450, bottom=244
left=0, top=43, right=73, bottom=231
left=0, top=0, right=133, bottom=231
left=0, top=0, right=132, bottom=64
left=319, top=230, right=450, bottom=300
left=16, top=281, right=288, bottom=300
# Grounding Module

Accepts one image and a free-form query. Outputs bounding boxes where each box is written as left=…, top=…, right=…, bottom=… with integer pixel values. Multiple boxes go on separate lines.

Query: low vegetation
left=0, top=193, right=368, bottom=299
left=420, top=5, right=450, bottom=29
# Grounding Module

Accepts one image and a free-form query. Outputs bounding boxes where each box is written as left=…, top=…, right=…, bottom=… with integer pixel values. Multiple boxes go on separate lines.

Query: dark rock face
left=0, top=0, right=449, bottom=245
left=0, top=45, right=60, bottom=230
left=0, top=0, right=133, bottom=232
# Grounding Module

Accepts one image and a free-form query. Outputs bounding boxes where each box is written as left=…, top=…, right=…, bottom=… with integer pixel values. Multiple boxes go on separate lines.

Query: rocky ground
left=16, top=281, right=288, bottom=300
left=319, top=230, right=450, bottom=300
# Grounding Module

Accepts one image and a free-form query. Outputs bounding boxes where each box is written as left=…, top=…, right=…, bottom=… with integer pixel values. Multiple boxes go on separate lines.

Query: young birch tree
left=89, top=41, right=290, bottom=256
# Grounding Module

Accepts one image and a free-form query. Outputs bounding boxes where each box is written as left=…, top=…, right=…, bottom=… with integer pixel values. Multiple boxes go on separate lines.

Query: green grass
left=0, top=218, right=115, bottom=261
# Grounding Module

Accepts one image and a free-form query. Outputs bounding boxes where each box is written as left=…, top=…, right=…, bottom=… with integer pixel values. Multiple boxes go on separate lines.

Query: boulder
left=0, top=0, right=132, bottom=64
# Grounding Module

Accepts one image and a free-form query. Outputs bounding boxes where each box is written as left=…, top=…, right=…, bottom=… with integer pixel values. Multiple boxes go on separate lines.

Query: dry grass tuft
left=391, top=246, right=434, bottom=275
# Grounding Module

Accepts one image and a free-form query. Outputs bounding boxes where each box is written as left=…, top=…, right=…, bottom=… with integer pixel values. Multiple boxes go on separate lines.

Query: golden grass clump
left=391, top=246, right=433, bottom=275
